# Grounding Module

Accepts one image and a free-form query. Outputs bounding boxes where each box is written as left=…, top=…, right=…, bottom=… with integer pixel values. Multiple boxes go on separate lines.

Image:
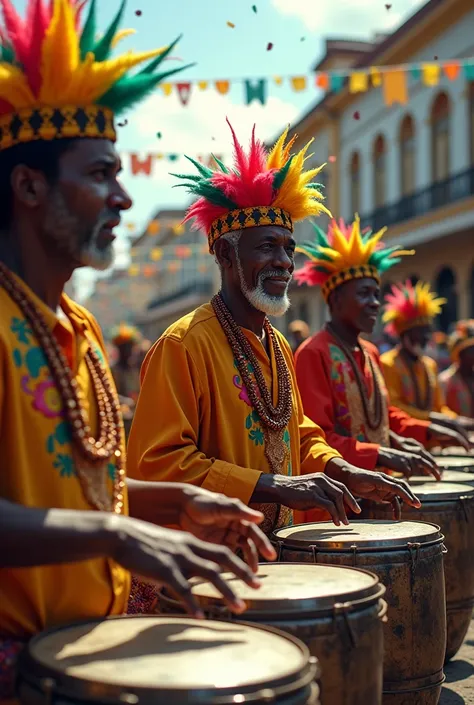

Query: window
left=470, top=83, right=474, bottom=166
left=435, top=267, right=458, bottom=332
left=400, top=115, right=416, bottom=196
left=350, top=152, right=361, bottom=214
left=431, top=93, right=450, bottom=182
left=373, top=135, right=386, bottom=209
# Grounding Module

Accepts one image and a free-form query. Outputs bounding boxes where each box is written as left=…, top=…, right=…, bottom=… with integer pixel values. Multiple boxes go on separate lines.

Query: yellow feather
left=0, top=64, right=36, bottom=109
left=267, top=126, right=290, bottom=169
left=40, top=0, right=79, bottom=103
left=111, top=29, right=137, bottom=49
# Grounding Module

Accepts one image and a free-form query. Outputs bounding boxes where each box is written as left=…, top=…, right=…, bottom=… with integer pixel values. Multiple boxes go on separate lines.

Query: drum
left=160, top=563, right=386, bottom=705
left=410, top=470, right=474, bottom=486
left=433, top=456, right=474, bottom=471
left=272, top=521, right=446, bottom=705
left=362, top=483, right=474, bottom=662
left=17, top=615, right=320, bottom=705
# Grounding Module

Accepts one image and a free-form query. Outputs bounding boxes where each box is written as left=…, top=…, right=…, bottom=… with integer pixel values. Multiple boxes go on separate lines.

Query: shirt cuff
left=202, top=460, right=262, bottom=505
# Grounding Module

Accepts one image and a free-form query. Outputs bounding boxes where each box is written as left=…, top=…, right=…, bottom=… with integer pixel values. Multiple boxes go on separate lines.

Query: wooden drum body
left=160, top=563, right=386, bottom=705
left=18, top=615, right=319, bottom=705
left=363, top=482, right=474, bottom=662
left=273, top=521, right=446, bottom=705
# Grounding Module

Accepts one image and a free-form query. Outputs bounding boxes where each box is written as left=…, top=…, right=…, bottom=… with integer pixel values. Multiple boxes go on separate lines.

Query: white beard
left=77, top=219, right=115, bottom=271
left=236, top=256, right=291, bottom=317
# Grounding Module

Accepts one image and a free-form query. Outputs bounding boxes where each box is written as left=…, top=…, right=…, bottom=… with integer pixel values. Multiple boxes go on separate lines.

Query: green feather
left=306, top=182, right=324, bottom=190
left=93, top=0, right=127, bottom=62
left=184, top=155, right=214, bottom=178
left=272, top=156, right=294, bottom=190
left=361, top=229, right=374, bottom=244
left=313, top=265, right=331, bottom=273
left=98, top=64, right=194, bottom=114
left=309, top=222, right=330, bottom=249
left=79, top=0, right=97, bottom=59
left=0, top=42, right=15, bottom=63
left=169, top=173, right=203, bottom=183
left=180, top=182, right=238, bottom=209
left=211, top=155, right=229, bottom=173
left=136, top=36, right=182, bottom=75
left=379, top=257, right=401, bottom=272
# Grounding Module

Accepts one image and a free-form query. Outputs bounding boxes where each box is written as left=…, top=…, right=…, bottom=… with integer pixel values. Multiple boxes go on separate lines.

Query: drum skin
left=272, top=521, right=446, bottom=705
left=159, top=563, right=386, bottom=705
left=17, top=615, right=320, bottom=705
left=362, top=483, right=474, bottom=662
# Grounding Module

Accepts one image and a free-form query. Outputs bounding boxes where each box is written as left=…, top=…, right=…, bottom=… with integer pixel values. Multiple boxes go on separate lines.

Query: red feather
left=0, top=0, right=27, bottom=60
left=24, top=0, right=50, bottom=95
left=294, top=262, right=329, bottom=287
left=183, top=198, right=229, bottom=235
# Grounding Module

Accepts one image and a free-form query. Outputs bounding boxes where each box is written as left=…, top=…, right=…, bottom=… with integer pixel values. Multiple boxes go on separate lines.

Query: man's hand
left=179, top=488, right=277, bottom=571
left=252, top=473, right=361, bottom=526
left=325, top=459, right=421, bottom=519
left=378, top=446, right=441, bottom=480
left=457, top=416, right=474, bottom=432
left=109, top=516, right=262, bottom=618
left=429, top=413, right=471, bottom=448
left=428, top=423, right=471, bottom=452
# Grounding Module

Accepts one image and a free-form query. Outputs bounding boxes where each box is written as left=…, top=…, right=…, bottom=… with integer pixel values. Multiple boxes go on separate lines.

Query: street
left=441, top=617, right=474, bottom=704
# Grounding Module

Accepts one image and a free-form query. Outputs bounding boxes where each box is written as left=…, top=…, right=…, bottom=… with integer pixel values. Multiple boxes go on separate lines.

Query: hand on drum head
left=325, top=461, right=421, bottom=519
left=377, top=447, right=441, bottom=481
left=178, top=488, right=277, bottom=571
left=110, top=516, right=263, bottom=618
left=428, top=416, right=471, bottom=451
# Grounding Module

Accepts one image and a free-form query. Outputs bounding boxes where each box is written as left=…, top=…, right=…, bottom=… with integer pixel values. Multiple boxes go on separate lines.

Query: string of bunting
left=155, top=59, right=474, bottom=106
left=120, top=152, right=226, bottom=177
left=126, top=241, right=210, bottom=278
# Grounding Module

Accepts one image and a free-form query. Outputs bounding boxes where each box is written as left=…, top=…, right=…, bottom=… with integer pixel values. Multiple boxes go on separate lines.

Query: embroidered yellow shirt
left=127, top=303, right=341, bottom=526
left=0, top=273, right=129, bottom=640
left=380, top=346, right=457, bottom=421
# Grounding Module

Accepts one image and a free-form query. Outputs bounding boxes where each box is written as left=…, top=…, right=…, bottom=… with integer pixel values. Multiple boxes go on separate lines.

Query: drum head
left=191, top=563, right=383, bottom=616
left=435, top=456, right=474, bottom=468
left=407, top=482, right=474, bottom=501
left=410, top=470, right=474, bottom=485
left=20, top=616, right=316, bottom=705
left=274, top=520, right=442, bottom=550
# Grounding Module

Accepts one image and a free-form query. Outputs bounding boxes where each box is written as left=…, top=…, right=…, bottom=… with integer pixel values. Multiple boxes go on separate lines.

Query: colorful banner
left=150, top=59, right=474, bottom=107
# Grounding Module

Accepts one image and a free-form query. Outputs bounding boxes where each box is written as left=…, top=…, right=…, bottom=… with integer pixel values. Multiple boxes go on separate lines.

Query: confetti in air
left=118, top=120, right=128, bottom=127
left=353, top=111, right=360, bottom=120
left=252, top=4, right=257, bottom=12
left=135, top=9, right=142, bottom=15
left=267, top=42, right=273, bottom=51
left=385, top=3, right=391, bottom=8
left=156, top=132, right=162, bottom=139
left=227, top=21, right=235, bottom=28
left=300, top=37, right=306, bottom=41
left=328, top=155, right=337, bottom=163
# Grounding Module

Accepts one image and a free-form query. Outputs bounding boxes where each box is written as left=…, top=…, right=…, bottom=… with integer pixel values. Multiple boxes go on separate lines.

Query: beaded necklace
left=326, top=322, right=385, bottom=431
left=211, top=292, right=293, bottom=475
left=0, top=263, right=125, bottom=513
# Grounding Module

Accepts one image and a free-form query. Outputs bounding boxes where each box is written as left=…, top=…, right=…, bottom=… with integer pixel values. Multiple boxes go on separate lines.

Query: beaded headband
left=321, top=265, right=380, bottom=302
left=0, top=0, right=192, bottom=152
left=172, top=120, right=329, bottom=252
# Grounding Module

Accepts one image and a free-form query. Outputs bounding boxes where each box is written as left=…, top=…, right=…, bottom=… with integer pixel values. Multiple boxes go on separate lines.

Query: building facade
left=283, top=0, right=474, bottom=338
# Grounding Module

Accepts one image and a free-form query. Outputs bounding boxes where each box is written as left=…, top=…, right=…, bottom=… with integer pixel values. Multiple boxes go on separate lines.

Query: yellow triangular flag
left=274, top=76, right=283, bottom=85
left=161, top=83, right=173, bottom=96
left=291, top=76, right=307, bottom=91
left=198, top=81, right=208, bottom=90
left=382, top=70, right=408, bottom=106
left=422, top=64, right=440, bottom=86
left=369, top=67, right=382, bottom=87
left=349, top=72, right=368, bottom=93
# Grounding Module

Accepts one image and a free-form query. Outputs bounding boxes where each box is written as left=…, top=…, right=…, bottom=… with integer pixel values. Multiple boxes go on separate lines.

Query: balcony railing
left=360, top=166, right=474, bottom=232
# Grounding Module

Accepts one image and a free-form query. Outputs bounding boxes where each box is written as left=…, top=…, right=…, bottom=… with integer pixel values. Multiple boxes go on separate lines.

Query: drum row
left=17, top=458, right=474, bottom=705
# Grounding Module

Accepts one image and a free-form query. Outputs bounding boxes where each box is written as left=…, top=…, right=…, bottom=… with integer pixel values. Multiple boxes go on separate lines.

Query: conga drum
left=409, top=470, right=474, bottom=486
left=272, top=521, right=446, bottom=705
left=362, top=483, right=474, bottom=662
left=17, top=615, right=320, bottom=705
left=434, top=456, right=474, bottom=471
left=159, top=563, right=387, bottom=705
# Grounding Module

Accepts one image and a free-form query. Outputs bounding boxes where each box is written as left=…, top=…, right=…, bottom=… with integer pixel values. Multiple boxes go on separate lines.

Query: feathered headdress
left=111, top=322, right=141, bottom=346
left=172, top=119, right=330, bottom=252
left=382, top=280, right=446, bottom=337
left=0, top=0, right=192, bottom=151
left=447, top=319, right=474, bottom=363
left=294, top=216, right=413, bottom=301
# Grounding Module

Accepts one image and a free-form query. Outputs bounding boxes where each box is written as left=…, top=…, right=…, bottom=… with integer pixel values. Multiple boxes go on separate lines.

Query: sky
left=15, top=0, right=428, bottom=297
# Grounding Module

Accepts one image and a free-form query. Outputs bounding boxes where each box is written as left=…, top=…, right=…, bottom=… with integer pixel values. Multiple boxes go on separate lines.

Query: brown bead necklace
left=326, top=322, right=384, bottom=431
left=0, top=263, right=125, bottom=513
left=211, top=292, right=293, bottom=474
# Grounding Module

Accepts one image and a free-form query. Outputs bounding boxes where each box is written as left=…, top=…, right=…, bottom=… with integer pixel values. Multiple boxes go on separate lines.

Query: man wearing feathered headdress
left=128, top=121, right=421, bottom=542
left=380, top=281, right=474, bottom=438
left=439, top=320, right=474, bottom=420
left=0, top=2, right=276, bottom=695
left=293, top=218, right=465, bottom=491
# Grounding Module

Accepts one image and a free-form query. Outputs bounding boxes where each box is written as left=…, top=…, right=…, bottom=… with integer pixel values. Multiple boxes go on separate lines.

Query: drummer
left=439, top=320, right=474, bottom=420
left=111, top=322, right=142, bottom=407
left=127, top=121, right=421, bottom=539
left=293, top=217, right=464, bottom=487
left=380, top=281, right=474, bottom=438
left=0, top=3, right=277, bottom=701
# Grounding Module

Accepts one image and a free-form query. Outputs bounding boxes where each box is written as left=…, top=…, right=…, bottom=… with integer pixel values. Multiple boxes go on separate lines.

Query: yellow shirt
left=380, top=346, right=457, bottom=421
left=0, top=273, right=129, bottom=640
left=127, top=303, right=340, bottom=527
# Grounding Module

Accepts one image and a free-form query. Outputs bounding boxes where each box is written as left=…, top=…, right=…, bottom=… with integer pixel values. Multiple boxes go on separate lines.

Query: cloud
left=271, top=0, right=426, bottom=35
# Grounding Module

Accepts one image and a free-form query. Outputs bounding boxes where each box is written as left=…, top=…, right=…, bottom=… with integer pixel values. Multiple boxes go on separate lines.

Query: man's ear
left=10, top=165, right=49, bottom=212
left=214, top=238, right=234, bottom=270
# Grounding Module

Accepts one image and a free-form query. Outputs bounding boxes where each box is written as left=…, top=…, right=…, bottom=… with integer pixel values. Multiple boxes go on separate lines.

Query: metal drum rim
left=176, top=564, right=386, bottom=618
left=18, top=615, right=318, bottom=705
left=272, top=520, right=444, bottom=550
left=403, top=482, right=474, bottom=502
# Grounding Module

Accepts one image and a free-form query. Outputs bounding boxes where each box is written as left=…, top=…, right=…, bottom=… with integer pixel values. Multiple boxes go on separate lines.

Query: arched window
left=435, top=267, right=458, bottom=332
left=373, top=135, right=386, bottom=209
left=431, top=93, right=450, bottom=182
left=400, top=115, right=416, bottom=196
left=350, top=152, right=361, bottom=214
left=470, top=82, right=474, bottom=166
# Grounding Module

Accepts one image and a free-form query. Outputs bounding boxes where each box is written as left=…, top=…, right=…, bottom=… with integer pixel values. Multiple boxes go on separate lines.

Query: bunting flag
left=141, top=59, right=474, bottom=107
left=119, top=152, right=226, bottom=176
